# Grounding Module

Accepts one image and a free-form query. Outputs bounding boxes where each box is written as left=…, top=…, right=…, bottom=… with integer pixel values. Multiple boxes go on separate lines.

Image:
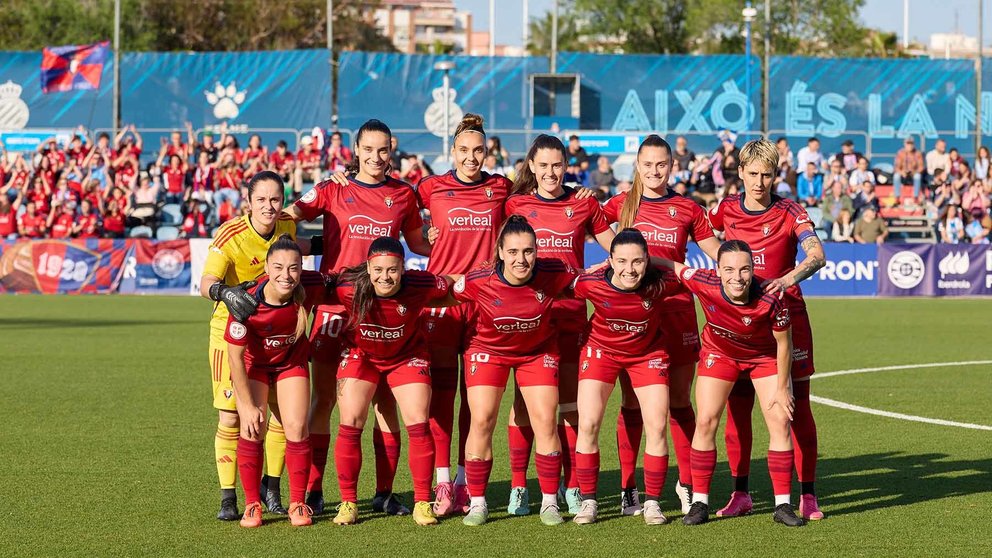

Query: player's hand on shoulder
left=427, top=226, right=440, bottom=245
left=329, top=171, right=349, bottom=186
left=574, top=186, right=595, bottom=200
left=762, top=276, right=791, bottom=297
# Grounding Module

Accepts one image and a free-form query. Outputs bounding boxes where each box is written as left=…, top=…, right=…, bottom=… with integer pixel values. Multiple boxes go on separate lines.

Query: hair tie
left=368, top=250, right=404, bottom=261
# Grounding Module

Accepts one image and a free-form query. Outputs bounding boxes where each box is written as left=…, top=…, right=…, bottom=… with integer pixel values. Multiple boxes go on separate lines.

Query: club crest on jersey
left=535, top=290, right=545, bottom=302
left=742, top=316, right=752, bottom=326
left=384, top=196, right=393, bottom=208
left=668, top=207, right=677, bottom=218
left=705, top=354, right=716, bottom=368
left=565, top=207, right=574, bottom=219
left=470, top=363, right=478, bottom=374
left=485, top=187, right=493, bottom=199
left=581, top=360, right=589, bottom=371
left=223, top=389, right=234, bottom=400
left=641, top=298, right=652, bottom=310
left=762, top=224, right=771, bottom=236
left=426, top=321, right=436, bottom=332
left=397, top=304, right=407, bottom=316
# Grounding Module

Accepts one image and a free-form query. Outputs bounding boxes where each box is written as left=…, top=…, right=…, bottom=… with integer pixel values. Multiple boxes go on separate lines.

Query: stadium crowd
left=2, top=125, right=990, bottom=244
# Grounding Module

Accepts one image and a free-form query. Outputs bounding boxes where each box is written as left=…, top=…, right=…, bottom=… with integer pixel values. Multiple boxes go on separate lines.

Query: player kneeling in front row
left=570, top=229, right=680, bottom=526
left=658, top=240, right=804, bottom=527
left=332, top=237, right=455, bottom=526
left=226, top=236, right=334, bottom=528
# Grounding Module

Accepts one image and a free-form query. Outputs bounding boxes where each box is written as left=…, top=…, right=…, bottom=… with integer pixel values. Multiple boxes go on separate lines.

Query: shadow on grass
left=0, top=317, right=199, bottom=330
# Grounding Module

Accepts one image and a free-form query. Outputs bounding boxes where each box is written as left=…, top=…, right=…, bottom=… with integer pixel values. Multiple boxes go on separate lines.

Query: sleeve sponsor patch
left=681, top=267, right=697, bottom=281
left=453, top=276, right=466, bottom=294
left=228, top=322, right=247, bottom=340
left=773, top=307, right=791, bottom=329
left=299, top=188, right=318, bottom=204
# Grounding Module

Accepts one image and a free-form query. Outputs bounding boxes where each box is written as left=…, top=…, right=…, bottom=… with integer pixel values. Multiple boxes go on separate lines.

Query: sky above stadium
left=456, top=0, right=992, bottom=49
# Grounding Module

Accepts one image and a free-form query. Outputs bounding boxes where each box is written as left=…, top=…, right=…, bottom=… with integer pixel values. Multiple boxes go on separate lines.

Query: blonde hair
left=619, top=135, right=672, bottom=229
left=738, top=139, right=779, bottom=172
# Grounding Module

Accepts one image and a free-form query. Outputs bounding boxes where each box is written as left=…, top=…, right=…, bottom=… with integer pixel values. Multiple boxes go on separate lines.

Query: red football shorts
left=422, top=303, right=473, bottom=391
left=661, top=307, right=701, bottom=366
left=697, top=352, right=778, bottom=383
left=788, top=305, right=815, bottom=379
left=337, top=348, right=433, bottom=388
left=578, top=344, right=671, bottom=388
left=463, top=349, right=560, bottom=389
left=247, top=363, right=310, bottom=386
left=309, top=303, right=348, bottom=365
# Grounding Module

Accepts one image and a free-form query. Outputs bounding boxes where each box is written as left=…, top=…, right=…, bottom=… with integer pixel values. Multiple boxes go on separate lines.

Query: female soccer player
left=502, top=135, right=614, bottom=515
left=570, top=229, right=679, bottom=525
left=227, top=235, right=332, bottom=528
left=660, top=240, right=805, bottom=527
left=332, top=237, right=453, bottom=526
left=283, top=119, right=432, bottom=516
left=602, top=135, right=720, bottom=515
left=201, top=171, right=299, bottom=521
left=453, top=215, right=578, bottom=527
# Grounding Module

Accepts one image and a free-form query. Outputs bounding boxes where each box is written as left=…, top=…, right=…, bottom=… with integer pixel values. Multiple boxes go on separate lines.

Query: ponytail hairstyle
left=610, top=228, right=666, bottom=299
left=492, top=214, right=536, bottom=268
left=511, top=134, right=567, bottom=195
left=716, top=239, right=753, bottom=265
left=345, top=119, right=392, bottom=176
left=265, top=234, right=308, bottom=343
left=453, top=113, right=486, bottom=140
left=340, top=236, right=406, bottom=330
left=619, top=134, right=673, bottom=229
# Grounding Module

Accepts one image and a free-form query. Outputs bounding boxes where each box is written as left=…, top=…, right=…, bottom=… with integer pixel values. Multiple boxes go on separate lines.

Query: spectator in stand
left=831, top=208, right=855, bottom=243
left=399, top=154, right=426, bottom=184
left=848, top=157, right=876, bottom=189
left=131, top=173, right=160, bottom=227
left=217, top=125, right=242, bottom=163
left=80, top=179, right=102, bottom=211
left=18, top=201, right=47, bottom=238
left=714, top=129, right=740, bottom=186
left=66, top=130, right=90, bottom=167
left=947, top=148, right=966, bottom=180
left=774, top=137, right=796, bottom=196
left=824, top=159, right=849, bottom=192
left=47, top=199, right=77, bottom=239
left=75, top=199, right=100, bottom=238
left=673, top=136, right=696, bottom=174
left=81, top=139, right=111, bottom=190
left=962, top=180, right=991, bottom=216
left=269, top=140, right=296, bottom=198
left=3, top=153, right=31, bottom=196
left=389, top=136, right=407, bottom=172
left=797, top=137, right=827, bottom=173
left=774, top=176, right=795, bottom=200
left=564, top=134, right=590, bottom=185
left=180, top=198, right=208, bottom=238
left=481, top=153, right=500, bottom=175
left=27, top=175, right=52, bottom=216
left=833, top=140, right=865, bottom=173
left=0, top=189, right=22, bottom=239
left=974, top=146, right=991, bottom=187
left=52, top=177, right=78, bottom=207
left=853, top=182, right=880, bottom=218
left=853, top=206, right=888, bottom=244
left=159, top=152, right=188, bottom=204
left=63, top=159, right=88, bottom=193
left=926, top=138, right=950, bottom=182
left=938, top=205, right=965, bottom=244
left=691, top=149, right=718, bottom=200
left=325, top=131, right=353, bottom=173
left=107, top=185, right=131, bottom=220
left=796, top=162, right=824, bottom=207
left=295, top=136, right=321, bottom=194
left=951, top=163, right=972, bottom=193
left=165, top=129, right=190, bottom=161
left=102, top=200, right=126, bottom=238
left=241, top=134, right=268, bottom=179
left=821, top=180, right=853, bottom=232
left=192, top=151, right=219, bottom=204
left=487, top=136, right=510, bottom=167
left=35, top=154, right=56, bottom=192
left=965, top=209, right=991, bottom=243
left=37, top=138, right=65, bottom=174
left=216, top=153, right=245, bottom=207
left=589, top=155, right=617, bottom=198
left=186, top=123, right=218, bottom=163
left=931, top=174, right=959, bottom=215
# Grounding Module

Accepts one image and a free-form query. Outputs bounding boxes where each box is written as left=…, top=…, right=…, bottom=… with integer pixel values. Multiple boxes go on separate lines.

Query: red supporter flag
left=40, top=41, right=110, bottom=94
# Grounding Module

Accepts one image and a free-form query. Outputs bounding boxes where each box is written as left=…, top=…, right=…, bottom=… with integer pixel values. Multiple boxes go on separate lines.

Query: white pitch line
left=811, top=360, right=992, bottom=431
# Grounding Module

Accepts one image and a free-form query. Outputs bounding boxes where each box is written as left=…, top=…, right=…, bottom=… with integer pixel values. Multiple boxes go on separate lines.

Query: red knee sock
left=668, top=406, right=696, bottom=486
left=307, top=433, right=331, bottom=493
left=406, top=422, right=436, bottom=502
left=616, top=407, right=643, bottom=490
left=457, top=389, right=471, bottom=468
left=465, top=459, right=493, bottom=499
left=767, top=450, right=795, bottom=497
left=508, top=425, right=534, bottom=488
left=642, top=453, right=669, bottom=501
left=237, top=437, right=264, bottom=506
left=558, top=423, right=579, bottom=489
left=429, top=387, right=456, bottom=469
left=285, top=439, right=311, bottom=504
left=689, top=448, right=717, bottom=497
left=790, top=381, right=818, bottom=485
left=534, top=453, right=562, bottom=496
left=725, top=380, right=755, bottom=481
left=372, top=428, right=401, bottom=494
left=575, top=451, right=600, bottom=499
left=335, top=424, right=363, bottom=502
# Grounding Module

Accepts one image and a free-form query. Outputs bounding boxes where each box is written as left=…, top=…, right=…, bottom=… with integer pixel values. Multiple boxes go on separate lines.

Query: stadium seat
left=875, top=184, right=894, bottom=198
left=156, top=226, right=180, bottom=241
left=806, top=206, right=825, bottom=228
left=160, top=204, right=182, bottom=225
left=129, top=226, right=153, bottom=238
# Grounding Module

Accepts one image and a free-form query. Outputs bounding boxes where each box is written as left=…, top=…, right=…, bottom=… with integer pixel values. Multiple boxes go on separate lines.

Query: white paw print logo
left=205, top=81, right=247, bottom=120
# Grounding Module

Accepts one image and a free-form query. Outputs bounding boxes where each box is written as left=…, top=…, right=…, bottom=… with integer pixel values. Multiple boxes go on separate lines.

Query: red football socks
left=767, top=450, right=795, bottom=497
left=237, top=437, right=264, bottom=506
left=534, top=452, right=562, bottom=496
left=559, top=423, right=579, bottom=489
left=643, top=453, right=669, bottom=501
left=616, top=406, right=643, bottom=490
left=791, top=381, right=818, bottom=487
left=372, top=428, right=401, bottom=494
left=406, top=422, right=436, bottom=502
left=465, top=459, right=494, bottom=498
left=668, top=406, right=696, bottom=486
left=335, top=424, right=363, bottom=502
left=575, top=451, right=600, bottom=499
left=690, top=448, right=717, bottom=496
left=285, top=439, right=311, bottom=503
left=508, top=424, right=534, bottom=487
left=307, top=433, right=331, bottom=493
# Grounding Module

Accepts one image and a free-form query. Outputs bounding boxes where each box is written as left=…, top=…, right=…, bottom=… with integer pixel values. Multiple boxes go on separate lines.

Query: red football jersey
left=708, top=194, right=817, bottom=308
left=102, top=213, right=125, bottom=235
left=0, top=211, right=17, bottom=237
left=336, top=270, right=449, bottom=360
left=603, top=191, right=715, bottom=311
left=76, top=214, right=99, bottom=238
left=18, top=213, right=46, bottom=238
left=294, top=176, right=423, bottom=273
left=50, top=214, right=75, bottom=239
left=296, top=149, right=321, bottom=169
left=453, top=258, right=578, bottom=357
left=163, top=168, right=185, bottom=194
left=677, top=267, right=790, bottom=362
left=572, top=268, right=679, bottom=354
left=9, top=170, right=29, bottom=190
left=416, top=171, right=511, bottom=274
left=225, top=272, right=332, bottom=369
left=270, top=151, right=294, bottom=173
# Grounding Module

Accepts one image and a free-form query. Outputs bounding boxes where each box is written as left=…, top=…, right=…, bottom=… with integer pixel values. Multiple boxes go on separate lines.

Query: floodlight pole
left=113, top=0, right=120, bottom=135
left=977, top=0, right=983, bottom=154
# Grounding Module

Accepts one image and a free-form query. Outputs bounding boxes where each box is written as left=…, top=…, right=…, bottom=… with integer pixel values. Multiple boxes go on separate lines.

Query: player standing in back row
left=707, top=138, right=826, bottom=521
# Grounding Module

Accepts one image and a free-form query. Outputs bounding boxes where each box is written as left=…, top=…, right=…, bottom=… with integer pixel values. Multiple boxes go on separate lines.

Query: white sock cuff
left=692, top=493, right=709, bottom=505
